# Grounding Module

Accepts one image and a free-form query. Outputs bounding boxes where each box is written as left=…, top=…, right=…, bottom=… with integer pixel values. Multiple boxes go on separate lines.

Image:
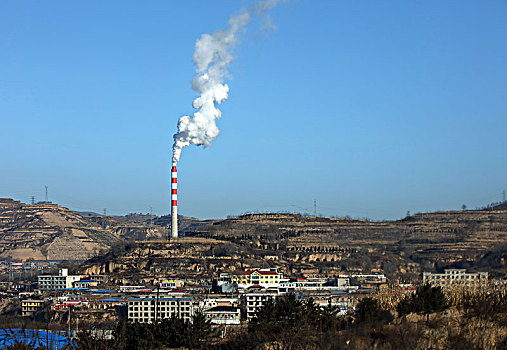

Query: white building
left=244, top=292, right=278, bottom=320
left=119, top=285, right=147, bottom=293
left=127, top=296, right=193, bottom=323
left=37, top=269, right=81, bottom=291
left=204, top=306, right=241, bottom=325
left=199, top=297, right=239, bottom=310
left=423, top=269, right=488, bottom=288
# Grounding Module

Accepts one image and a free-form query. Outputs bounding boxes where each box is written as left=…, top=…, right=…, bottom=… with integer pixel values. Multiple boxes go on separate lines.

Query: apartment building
left=128, top=297, right=193, bottom=323
left=37, top=269, right=82, bottom=291
left=423, top=269, right=488, bottom=288
left=244, top=291, right=278, bottom=320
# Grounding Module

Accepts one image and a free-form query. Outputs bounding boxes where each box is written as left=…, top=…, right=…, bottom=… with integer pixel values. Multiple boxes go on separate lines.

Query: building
left=423, top=269, right=488, bottom=288
left=127, top=296, right=193, bottom=323
left=158, top=279, right=184, bottom=288
left=119, top=285, right=146, bottom=293
left=244, top=291, right=278, bottom=320
left=231, top=269, right=283, bottom=287
left=37, top=269, right=81, bottom=291
left=73, top=279, right=99, bottom=289
left=21, top=300, right=45, bottom=317
left=204, top=306, right=241, bottom=325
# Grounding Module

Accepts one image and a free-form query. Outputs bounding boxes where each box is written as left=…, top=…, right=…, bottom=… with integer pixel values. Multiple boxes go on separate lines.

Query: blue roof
left=77, top=279, right=97, bottom=282
left=86, top=290, right=115, bottom=294
left=0, top=329, right=71, bottom=348
left=101, top=298, right=123, bottom=302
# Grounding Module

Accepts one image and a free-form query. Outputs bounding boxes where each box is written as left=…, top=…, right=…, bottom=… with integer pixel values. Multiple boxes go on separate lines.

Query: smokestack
left=171, top=166, right=178, bottom=238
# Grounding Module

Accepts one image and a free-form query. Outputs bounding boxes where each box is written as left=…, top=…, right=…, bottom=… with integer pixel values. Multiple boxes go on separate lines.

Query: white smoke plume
left=172, top=0, right=279, bottom=165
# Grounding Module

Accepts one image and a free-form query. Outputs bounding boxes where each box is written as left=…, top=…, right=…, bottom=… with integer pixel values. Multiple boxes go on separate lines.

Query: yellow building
left=21, top=300, right=45, bottom=317
left=231, top=269, right=282, bottom=286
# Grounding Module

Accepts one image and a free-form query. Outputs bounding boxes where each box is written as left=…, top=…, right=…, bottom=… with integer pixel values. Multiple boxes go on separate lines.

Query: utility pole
left=68, top=305, right=72, bottom=339
left=45, top=186, right=48, bottom=202
left=149, top=206, right=153, bottom=227
left=155, top=284, right=160, bottom=323
left=8, top=255, right=13, bottom=282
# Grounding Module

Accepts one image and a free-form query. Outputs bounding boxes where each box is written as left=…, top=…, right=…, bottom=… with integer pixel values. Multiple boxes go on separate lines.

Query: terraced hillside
left=195, top=209, right=507, bottom=278
left=0, top=198, right=203, bottom=261
left=78, top=208, right=506, bottom=284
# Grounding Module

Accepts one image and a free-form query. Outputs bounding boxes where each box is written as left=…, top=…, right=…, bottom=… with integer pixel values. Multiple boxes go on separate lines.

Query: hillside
left=0, top=198, right=204, bottom=261
left=197, top=209, right=507, bottom=277
left=78, top=208, right=506, bottom=284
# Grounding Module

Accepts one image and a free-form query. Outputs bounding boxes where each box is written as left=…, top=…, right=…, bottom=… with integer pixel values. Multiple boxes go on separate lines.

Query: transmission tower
left=503, top=190, right=506, bottom=203
left=149, top=206, right=153, bottom=227
left=45, top=186, right=48, bottom=202
left=31, top=196, right=35, bottom=205
left=313, top=200, right=317, bottom=216
left=102, top=208, right=107, bottom=229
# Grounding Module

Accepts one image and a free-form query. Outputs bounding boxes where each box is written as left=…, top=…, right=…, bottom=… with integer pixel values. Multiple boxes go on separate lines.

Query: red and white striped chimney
left=171, top=166, right=178, bottom=238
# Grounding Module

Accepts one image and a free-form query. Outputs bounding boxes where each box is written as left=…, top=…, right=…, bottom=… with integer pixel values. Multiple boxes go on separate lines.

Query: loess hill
left=79, top=207, right=506, bottom=284
left=0, top=198, right=203, bottom=261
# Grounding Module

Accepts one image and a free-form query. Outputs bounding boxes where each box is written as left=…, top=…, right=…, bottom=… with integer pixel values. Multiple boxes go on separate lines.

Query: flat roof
left=128, top=297, right=193, bottom=302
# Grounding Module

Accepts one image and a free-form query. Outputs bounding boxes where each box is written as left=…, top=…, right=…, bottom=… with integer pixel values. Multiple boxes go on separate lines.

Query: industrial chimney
left=171, top=166, right=178, bottom=238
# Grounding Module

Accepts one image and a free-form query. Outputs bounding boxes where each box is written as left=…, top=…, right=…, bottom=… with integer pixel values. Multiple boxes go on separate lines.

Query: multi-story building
left=37, top=269, right=82, bottom=291
left=423, top=269, right=488, bottom=288
left=21, top=299, right=45, bottom=317
left=244, top=291, right=278, bottom=320
left=204, top=306, right=241, bottom=325
left=127, top=296, right=193, bottom=323
left=231, top=269, right=283, bottom=287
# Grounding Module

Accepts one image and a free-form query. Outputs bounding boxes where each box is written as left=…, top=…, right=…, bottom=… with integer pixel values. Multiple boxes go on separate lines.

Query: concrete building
left=423, top=269, right=488, bottom=288
left=73, top=279, right=99, bottom=289
left=37, top=269, right=81, bottom=291
left=127, top=296, right=193, bottom=323
left=21, top=299, right=45, bottom=317
left=244, top=291, right=278, bottom=320
left=204, top=306, right=241, bottom=325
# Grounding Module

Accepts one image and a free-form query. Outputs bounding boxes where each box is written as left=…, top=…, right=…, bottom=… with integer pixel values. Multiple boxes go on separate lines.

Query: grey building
left=37, top=268, right=81, bottom=291
left=423, top=269, right=488, bottom=288
left=127, top=297, right=193, bottom=323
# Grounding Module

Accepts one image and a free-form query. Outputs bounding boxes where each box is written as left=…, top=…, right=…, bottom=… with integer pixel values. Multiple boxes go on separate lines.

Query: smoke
left=171, top=0, right=280, bottom=165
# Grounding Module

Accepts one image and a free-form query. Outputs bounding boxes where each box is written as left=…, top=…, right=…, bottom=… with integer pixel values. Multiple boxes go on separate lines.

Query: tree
left=462, top=204, right=467, bottom=211
left=355, top=297, right=383, bottom=323
left=186, top=311, right=213, bottom=349
left=397, top=283, right=449, bottom=320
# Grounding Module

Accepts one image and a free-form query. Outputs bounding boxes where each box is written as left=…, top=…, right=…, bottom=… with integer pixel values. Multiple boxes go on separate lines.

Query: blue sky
left=1, top=1, right=506, bottom=220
